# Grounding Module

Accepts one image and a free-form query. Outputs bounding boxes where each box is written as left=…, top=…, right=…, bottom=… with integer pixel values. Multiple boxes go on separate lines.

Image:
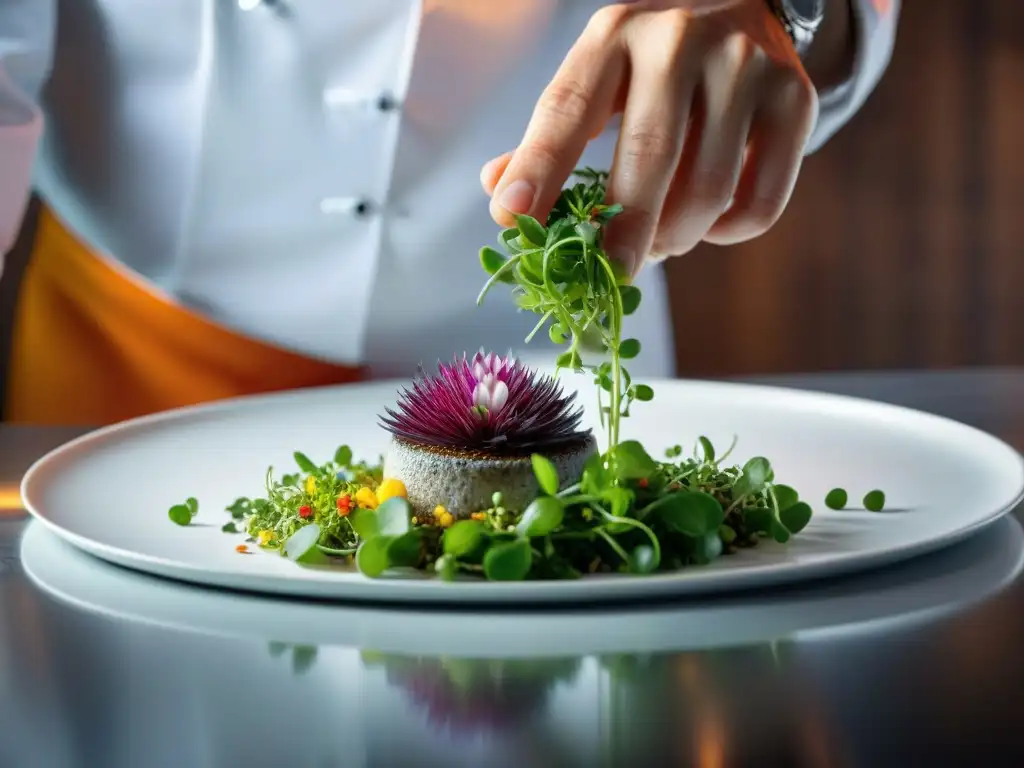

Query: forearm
left=803, top=0, right=856, bottom=92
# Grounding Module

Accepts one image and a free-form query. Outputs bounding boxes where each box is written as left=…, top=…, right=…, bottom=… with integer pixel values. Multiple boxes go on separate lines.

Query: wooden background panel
left=667, top=0, right=1024, bottom=376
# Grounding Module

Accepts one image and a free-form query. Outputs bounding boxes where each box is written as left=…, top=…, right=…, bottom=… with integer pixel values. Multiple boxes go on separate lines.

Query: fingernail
left=496, top=179, right=536, bottom=215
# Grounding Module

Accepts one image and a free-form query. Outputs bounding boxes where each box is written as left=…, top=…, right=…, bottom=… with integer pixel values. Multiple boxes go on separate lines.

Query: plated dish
left=20, top=170, right=1024, bottom=603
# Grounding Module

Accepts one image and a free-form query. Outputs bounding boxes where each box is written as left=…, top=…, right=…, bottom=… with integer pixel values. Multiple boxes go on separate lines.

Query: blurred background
left=1, top=0, right=1021, bottom=381
left=668, top=0, right=1023, bottom=376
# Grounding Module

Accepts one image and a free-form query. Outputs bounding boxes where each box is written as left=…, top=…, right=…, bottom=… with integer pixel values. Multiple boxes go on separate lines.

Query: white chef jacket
left=0, top=0, right=899, bottom=380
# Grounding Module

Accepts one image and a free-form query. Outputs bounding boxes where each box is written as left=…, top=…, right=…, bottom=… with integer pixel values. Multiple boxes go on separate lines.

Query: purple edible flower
left=380, top=351, right=589, bottom=451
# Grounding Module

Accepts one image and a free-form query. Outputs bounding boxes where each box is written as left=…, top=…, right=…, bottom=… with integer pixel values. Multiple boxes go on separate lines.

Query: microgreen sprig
left=477, top=168, right=649, bottom=455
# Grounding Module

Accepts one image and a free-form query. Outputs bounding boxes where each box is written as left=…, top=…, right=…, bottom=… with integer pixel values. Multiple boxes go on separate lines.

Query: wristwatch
left=767, top=0, right=826, bottom=58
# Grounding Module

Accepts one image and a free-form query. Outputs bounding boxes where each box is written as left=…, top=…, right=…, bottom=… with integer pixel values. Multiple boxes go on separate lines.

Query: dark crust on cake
left=393, top=434, right=594, bottom=461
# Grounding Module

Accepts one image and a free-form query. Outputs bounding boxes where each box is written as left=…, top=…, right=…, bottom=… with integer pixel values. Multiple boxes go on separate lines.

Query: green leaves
left=531, top=454, right=559, bottom=496
left=732, top=457, right=773, bottom=501
left=698, top=437, right=715, bottom=463
left=484, top=540, right=533, bottom=581
left=480, top=246, right=516, bottom=284
left=333, top=445, right=353, bottom=467
left=618, top=285, right=642, bottom=315
left=628, top=545, right=658, bottom=574
left=779, top=502, right=813, bottom=535
left=517, top=497, right=565, bottom=538
left=168, top=497, right=199, bottom=526
left=773, top=484, right=799, bottom=512
left=648, top=491, right=724, bottom=537
left=515, top=214, right=548, bottom=247
left=632, top=384, right=654, bottom=402
left=376, top=497, right=412, bottom=535
left=443, top=520, right=485, bottom=557
left=825, top=488, right=848, bottom=510
left=863, top=490, right=886, bottom=512
left=609, top=440, right=657, bottom=480
left=284, top=523, right=321, bottom=561
left=356, top=535, right=391, bottom=577
left=619, top=339, right=641, bottom=359
left=293, top=451, right=318, bottom=474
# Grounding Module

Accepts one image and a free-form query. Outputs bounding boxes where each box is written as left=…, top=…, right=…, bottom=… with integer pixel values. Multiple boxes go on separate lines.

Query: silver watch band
left=767, top=0, right=823, bottom=58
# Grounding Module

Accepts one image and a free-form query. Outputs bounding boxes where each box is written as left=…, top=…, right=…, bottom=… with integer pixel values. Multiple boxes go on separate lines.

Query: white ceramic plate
left=20, top=378, right=1024, bottom=604
left=19, top=515, right=1024, bottom=655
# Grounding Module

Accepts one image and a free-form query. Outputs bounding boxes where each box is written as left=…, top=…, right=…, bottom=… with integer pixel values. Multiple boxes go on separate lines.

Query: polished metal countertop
left=2, top=370, right=1023, bottom=768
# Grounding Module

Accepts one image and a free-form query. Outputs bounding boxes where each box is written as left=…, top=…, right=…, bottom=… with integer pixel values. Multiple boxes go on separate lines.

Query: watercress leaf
left=733, top=457, right=772, bottom=499
left=443, top=520, right=485, bottom=557
left=581, top=453, right=608, bottom=493
left=575, top=221, right=598, bottom=245
left=610, top=440, right=658, bottom=480
left=221, top=522, right=238, bottom=534
left=435, top=554, right=458, bottom=581
left=515, top=214, right=548, bottom=247
left=602, top=486, right=634, bottom=519
left=480, top=245, right=507, bottom=275
left=293, top=451, right=318, bottom=474
left=185, top=497, right=199, bottom=516
left=284, top=524, right=321, bottom=561
left=619, top=285, right=642, bottom=315
left=771, top=519, right=791, bottom=544
left=386, top=531, right=423, bottom=568
left=516, top=496, right=565, bottom=538
left=698, top=436, right=715, bottom=463
left=780, top=502, right=813, bottom=535
left=743, top=506, right=773, bottom=534
left=333, top=445, right=353, bottom=467
left=863, top=490, right=886, bottom=512
left=555, top=350, right=582, bottom=370
left=548, top=323, right=568, bottom=344
left=628, top=545, right=659, bottom=574
left=531, top=454, right=560, bottom=496
left=350, top=508, right=380, bottom=540
left=168, top=504, right=192, bottom=526
left=773, top=484, right=799, bottom=511
left=356, top=535, right=392, bottom=578
left=696, top=531, right=724, bottom=563
left=824, top=488, right=848, bottom=510
left=633, top=384, right=654, bottom=402
left=499, top=227, right=523, bottom=254
left=483, top=539, right=533, bottom=581
left=619, top=339, right=641, bottom=359
left=651, top=491, right=724, bottom=537
left=376, top=497, right=412, bottom=536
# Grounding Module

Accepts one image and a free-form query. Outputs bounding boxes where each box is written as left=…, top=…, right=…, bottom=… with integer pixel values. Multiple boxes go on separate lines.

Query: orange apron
left=4, top=205, right=365, bottom=425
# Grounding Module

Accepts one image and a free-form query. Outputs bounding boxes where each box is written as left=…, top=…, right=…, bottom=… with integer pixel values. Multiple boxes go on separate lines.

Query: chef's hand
left=482, top=0, right=852, bottom=277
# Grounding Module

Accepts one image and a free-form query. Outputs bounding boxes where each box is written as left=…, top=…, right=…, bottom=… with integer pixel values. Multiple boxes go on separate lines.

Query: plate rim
left=20, top=378, right=1024, bottom=605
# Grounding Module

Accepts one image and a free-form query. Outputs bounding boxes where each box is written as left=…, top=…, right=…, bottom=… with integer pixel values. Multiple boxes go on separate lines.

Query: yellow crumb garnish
left=304, top=475, right=317, bottom=495
left=355, top=487, right=379, bottom=510
left=376, top=478, right=407, bottom=503
left=257, top=530, right=274, bottom=546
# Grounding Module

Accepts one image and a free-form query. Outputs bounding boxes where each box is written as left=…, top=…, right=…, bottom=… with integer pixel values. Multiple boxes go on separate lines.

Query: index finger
left=489, top=10, right=628, bottom=227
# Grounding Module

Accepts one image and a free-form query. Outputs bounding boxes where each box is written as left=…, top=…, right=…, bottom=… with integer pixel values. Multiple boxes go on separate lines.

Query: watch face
left=785, top=0, right=825, bottom=23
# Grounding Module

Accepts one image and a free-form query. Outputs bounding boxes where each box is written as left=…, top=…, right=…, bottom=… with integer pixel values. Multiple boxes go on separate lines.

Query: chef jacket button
left=376, top=93, right=399, bottom=113
left=320, top=197, right=374, bottom=218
